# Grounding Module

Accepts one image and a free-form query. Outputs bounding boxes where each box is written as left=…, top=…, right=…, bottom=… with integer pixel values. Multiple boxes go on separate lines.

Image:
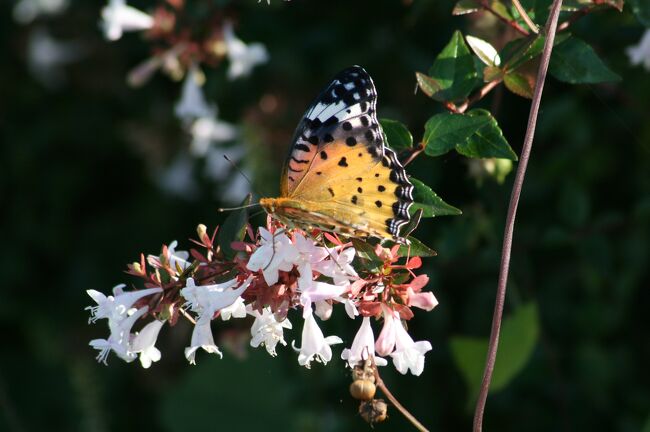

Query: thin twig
left=511, top=0, right=540, bottom=33
left=471, top=0, right=564, bottom=431
left=370, top=356, right=429, bottom=432
left=478, top=0, right=530, bottom=36
left=457, top=79, right=503, bottom=114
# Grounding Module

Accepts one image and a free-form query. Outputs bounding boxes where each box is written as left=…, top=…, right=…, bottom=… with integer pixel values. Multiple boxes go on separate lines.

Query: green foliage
left=504, top=71, right=534, bottom=98
left=423, top=109, right=517, bottom=160
left=424, top=31, right=479, bottom=102
left=410, top=178, right=462, bottom=218
left=398, top=236, right=437, bottom=257
left=380, top=118, right=413, bottom=151
left=550, top=37, right=621, bottom=83
left=217, top=194, right=252, bottom=260
left=450, top=303, right=540, bottom=401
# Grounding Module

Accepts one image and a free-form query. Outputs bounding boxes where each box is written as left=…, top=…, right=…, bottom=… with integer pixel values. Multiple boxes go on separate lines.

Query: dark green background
left=1, top=0, right=649, bottom=431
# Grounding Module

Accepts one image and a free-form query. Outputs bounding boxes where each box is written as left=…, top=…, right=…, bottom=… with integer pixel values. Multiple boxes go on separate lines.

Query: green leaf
left=549, top=37, right=621, bottom=84
left=415, top=72, right=443, bottom=98
left=427, top=31, right=479, bottom=102
left=629, top=0, right=650, bottom=26
left=504, top=71, right=534, bottom=98
left=380, top=119, right=413, bottom=151
left=217, top=194, right=251, bottom=260
left=450, top=302, right=540, bottom=400
left=502, top=32, right=571, bottom=71
left=452, top=0, right=480, bottom=15
left=423, top=112, right=490, bottom=156
left=410, top=178, right=462, bottom=218
left=397, top=236, right=437, bottom=257
left=458, top=109, right=518, bottom=160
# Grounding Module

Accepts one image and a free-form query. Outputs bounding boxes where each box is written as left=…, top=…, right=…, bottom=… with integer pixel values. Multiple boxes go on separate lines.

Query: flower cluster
left=86, top=218, right=438, bottom=375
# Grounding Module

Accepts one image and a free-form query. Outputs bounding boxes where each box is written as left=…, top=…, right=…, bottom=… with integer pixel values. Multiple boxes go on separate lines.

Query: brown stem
left=370, top=356, right=429, bottom=432
left=511, top=0, right=540, bottom=33
left=478, top=0, right=530, bottom=36
left=557, top=7, right=591, bottom=31
left=472, top=0, right=564, bottom=431
left=457, top=79, right=502, bottom=114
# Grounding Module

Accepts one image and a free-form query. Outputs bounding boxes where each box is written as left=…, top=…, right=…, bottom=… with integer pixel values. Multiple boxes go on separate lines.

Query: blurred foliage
left=1, top=0, right=649, bottom=431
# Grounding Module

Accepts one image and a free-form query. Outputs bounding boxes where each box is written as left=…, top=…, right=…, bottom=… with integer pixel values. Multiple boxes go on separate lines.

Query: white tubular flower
left=86, top=286, right=162, bottom=324
left=181, top=276, right=253, bottom=323
left=341, top=317, right=387, bottom=368
left=314, top=247, right=358, bottom=286
left=131, top=320, right=164, bottom=369
left=249, top=307, right=292, bottom=356
left=167, top=240, right=190, bottom=272
left=101, top=0, right=154, bottom=41
left=184, top=320, right=222, bottom=364
left=390, top=320, right=432, bottom=376
left=220, top=297, right=247, bottom=321
left=292, top=232, right=329, bottom=291
left=174, top=65, right=213, bottom=123
left=314, top=300, right=333, bottom=321
left=246, top=228, right=299, bottom=285
left=626, top=30, right=650, bottom=71
left=13, top=0, right=69, bottom=24
left=89, top=306, right=149, bottom=364
left=299, top=281, right=347, bottom=318
left=293, top=310, right=342, bottom=368
left=223, top=21, right=269, bottom=80
left=190, top=114, right=238, bottom=157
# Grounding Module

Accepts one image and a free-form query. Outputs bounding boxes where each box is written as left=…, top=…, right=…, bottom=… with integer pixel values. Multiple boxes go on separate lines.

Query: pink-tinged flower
left=342, top=317, right=387, bottom=368
left=299, top=281, right=347, bottom=318
left=404, top=274, right=438, bottom=311
left=375, top=307, right=397, bottom=357
left=314, top=300, right=333, bottom=321
left=86, top=285, right=161, bottom=324
left=166, top=240, right=190, bottom=272
left=223, top=21, right=269, bottom=80
left=180, top=276, right=252, bottom=323
left=184, top=320, right=221, bottom=364
left=246, top=228, right=299, bottom=285
left=390, top=320, right=432, bottom=376
left=292, top=232, right=328, bottom=290
left=101, top=0, right=153, bottom=41
left=249, top=307, right=292, bottom=356
left=89, top=306, right=149, bottom=364
left=293, top=311, right=342, bottom=368
left=626, top=30, right=650, bottom=71
left=314, top=247, right=358, bottom=286
left=131, top=320, right=164, bottom=368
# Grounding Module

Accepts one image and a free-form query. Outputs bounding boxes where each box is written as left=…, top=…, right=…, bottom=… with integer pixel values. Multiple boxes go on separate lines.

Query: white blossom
left=13, top=0, right=69, bottom=24
left=89, top=306, right=149, bottom=364
left=249, top=307, right=292, bottom=356
left=293, top=310, right=342, bottom=368
left=101, top=0, right=154, bottom=41
left=292, top=232, right=329, bottom=291
left=167, top=240, right=190, bottom=273
left=314, top=247, right=358, bottom=286
left=299, top=281, right=347, bottom=318
left=181, top=276, right=252, bottom=323
left=389, top=319, right=432, bottom=376
left=220, top=297, right=247, bottom=321
left=341, top=317, right=387, bottom=368
left=184, top=320, right=222, bottom=364
left=223, top=21, right=269, bottom=80
left=174, top=66, right=214, bottom=123
left=27, top=27, right=84, bottom=89
left=86, top=285, right=162, bottom=324
left=247, top=228, right=299, bottom=285
left=626, top=30, right=650, bottom=71
left=131, top=320, right=164, bottom=368
left=190, top=114, right=238, bottom=157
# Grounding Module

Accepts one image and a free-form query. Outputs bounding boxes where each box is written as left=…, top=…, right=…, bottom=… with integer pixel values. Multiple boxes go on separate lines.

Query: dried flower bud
left=132, top=262, right=142, bottom=274
left=350, top=379, right=376, bottom=400
left=358, top=399, right=388, bottom=424
left=197, top=223, right=208, bottom=239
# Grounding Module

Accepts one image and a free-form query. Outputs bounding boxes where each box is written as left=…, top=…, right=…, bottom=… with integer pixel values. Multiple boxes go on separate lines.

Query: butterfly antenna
left=221, top=154, right=266, bottom=200
left=217, top=202, right=261, bottom=212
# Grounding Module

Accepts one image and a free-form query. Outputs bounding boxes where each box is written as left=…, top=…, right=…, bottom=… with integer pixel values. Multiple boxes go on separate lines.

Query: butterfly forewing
left=279, top=66, right=414, bottom=241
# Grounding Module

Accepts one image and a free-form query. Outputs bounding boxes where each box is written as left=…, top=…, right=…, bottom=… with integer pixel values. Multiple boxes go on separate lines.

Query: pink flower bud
left=407, top=288, right=438, bottom=311
left=375, top=306, right=396, bottom=356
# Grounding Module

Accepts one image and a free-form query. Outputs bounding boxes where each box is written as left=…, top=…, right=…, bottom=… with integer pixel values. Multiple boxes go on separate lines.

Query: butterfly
left=260, top=66, right=414, bottom=243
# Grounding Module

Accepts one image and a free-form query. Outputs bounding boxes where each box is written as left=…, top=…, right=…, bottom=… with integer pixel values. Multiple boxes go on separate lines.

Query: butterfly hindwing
left=276, top=66, right=414, bottom=241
